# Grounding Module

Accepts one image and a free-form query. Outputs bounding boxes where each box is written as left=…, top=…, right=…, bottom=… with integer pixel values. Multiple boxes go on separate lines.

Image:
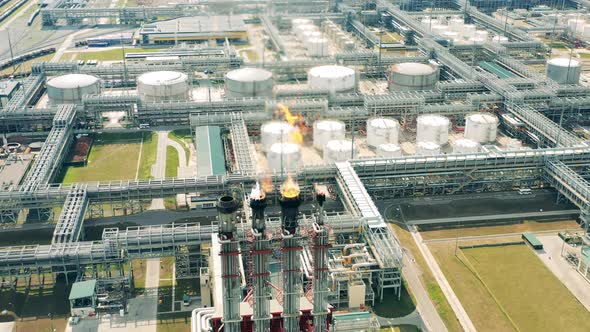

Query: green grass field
left=166, top=146, right=179, bottom=179
left=431, top=242, right=590, bottom=332
left=60, top=132, right=157, bottom=183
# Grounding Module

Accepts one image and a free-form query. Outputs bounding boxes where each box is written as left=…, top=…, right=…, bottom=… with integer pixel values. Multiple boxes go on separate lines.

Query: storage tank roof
left=316, top=120, right=345, bottom=130
left=48, top=74, right=99, bottom=89
left=309, top=65, right=355, bottom=79
left=391, top=62, right=437, bottom=75
left=138, top=71, right=187, bottom=85
left=226, top=68, right=272, bottom=82
left=417, top=141, right=440, bottom=149
left=378, top=143, right=401, bottom=151
left=262, top=121, right=292, bottom=133
left=548, top=58, right=580, bottom=67
left=418, top=114, right=449, bottom=125
left=454, top=138, right=479, bottom=148
left=325, top=139, right=353, bottom=151
left=368, top=118, right=398, bottom=128
left=467, top=113, right=498, bottom=124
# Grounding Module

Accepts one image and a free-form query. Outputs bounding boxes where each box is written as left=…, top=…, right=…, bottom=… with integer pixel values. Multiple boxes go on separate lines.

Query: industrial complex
left=1, top=0, right=590, bottom=331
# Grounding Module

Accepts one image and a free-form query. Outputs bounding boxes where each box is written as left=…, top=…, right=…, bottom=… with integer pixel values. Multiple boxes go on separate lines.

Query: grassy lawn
left=430, top=241, right=590, bottom=332
left=0, top=54, right=53, bottom=76
left=132, top=259, right=146, bottom=294
left=373, top=282, right=415, bottom=318
left=463, top=244, right=590, bottom=332
left=70, top=47, right=163, bottom=62
left=547, top=41, right=568, bottom=49
left=168, top=130, right=191, bottom=164
left=166, top=146, right=179, bottom=178
left=159, top=257, right=175, bottom=288
left=578, top=53, right=590, bottom=59
left=138, top=132, right=158, bottom=179
left=60, top=132, right=153, bottom=183
left=420, top=219, right=579, bottom=240
left=388, top=224, right=462, bottom=332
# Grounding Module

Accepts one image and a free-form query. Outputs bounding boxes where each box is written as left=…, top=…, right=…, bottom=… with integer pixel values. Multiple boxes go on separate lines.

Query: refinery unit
left=2, top=0, right=590, bottom=331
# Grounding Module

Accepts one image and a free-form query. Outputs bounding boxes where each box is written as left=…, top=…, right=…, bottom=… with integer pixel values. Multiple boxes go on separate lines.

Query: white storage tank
left=377, top=143, right=402, bottom=157
left=367, top=117, right=400, bottom=147
left=462, top=24, right=476, bottom=38
left=475, top=30, right=489, bottom=40
left=292, top=18, right=312, bottom=28
left=46, top=74, right=100, bottom=104
left=308, top=65, right=356, bottom=94
left=324, top=139, right=357, bottom=163
left=416, top=141, right=441, bottom=156
left=453, top=138, right=480, bottom=154
left=296, top=24, right=319, bottom=40
left=568, top=18, right=585, bottom=34
left=302, top=30, right=322, bottom=41
left=442, top=31, right=459, bottom=42
left=225, top=68, right=273, bottom=98
left=313, top=120, right=346, bottom=150
left=449, top=18, right=464, bottom=32
left=306, top=37, right=329, bottom=57
left=417, top=114, right=449, bottom=145
left=267, top=143, right=301, bottom=171
left=464, top=113, right=499, bottom=143
left=546, top=58, right=581, bottom=84
left=260, top=121, right=294, bottom=152
left=137, top=71, right=189, bottom=103
left=506, top=138, right=523, bottom=150
left=492, top=35, right=509, bottom=43
left=388, top=62, right=439, bottom=91
left=431, top=24, right=448, bottom=36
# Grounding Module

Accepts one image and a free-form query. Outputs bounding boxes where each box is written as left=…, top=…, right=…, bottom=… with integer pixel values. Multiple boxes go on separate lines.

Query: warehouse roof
left=195, top=126, right=226, bottom=176
left=69, top=279, right=97, bottom=300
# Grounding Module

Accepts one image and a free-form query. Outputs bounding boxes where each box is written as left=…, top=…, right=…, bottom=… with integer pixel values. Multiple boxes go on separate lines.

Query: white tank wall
left=313, top=120, right=346, bottom=150
left=267, top=143, right=301, bottom=171
left=377, top=143, right=402, bottom=157
left=308, top=65, right=356, bottom=93
left=324, top=139, right=357, bottom=163
left=417, top=115, right=449, bottom=145
left=260, top=121, right=294, bottom=152
left=137, top=71, right=189, bottom=103
left=388, top=63, right=439, bottom=91
left=306, top=38, right=329, bottom=57
left=367, top=118, right=399, bottom=147
left=46, top=74, right=101, bottom=104
left=416, top=141, right=441, bottom=155
left=453, top=138, right=480, bottom=153
left=546, top=58, right=581, bottom=84
left=225, top=68, right=273, bottom=98
left=506, top=138, right=523, bottom=150
left=464, top=113, right=499, bottom=143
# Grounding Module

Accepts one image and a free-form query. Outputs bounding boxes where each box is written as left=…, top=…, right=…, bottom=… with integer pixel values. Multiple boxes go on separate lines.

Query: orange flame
left=277, top=103, right=305, bottom=144
left=280, top=175, right=300, bottom=198
left=250, top=182, right=265, bottom=200
left=261, top=177, right=274, bottom=193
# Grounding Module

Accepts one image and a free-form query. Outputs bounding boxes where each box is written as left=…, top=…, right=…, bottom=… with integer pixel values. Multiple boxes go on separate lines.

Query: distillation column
left=217, top=196, right=242, bottom=332
left=312, top=190, right=330, bottom=332
left=250, top=184, right=272, bottom=332
left=280, top=177, right=303, bottom=332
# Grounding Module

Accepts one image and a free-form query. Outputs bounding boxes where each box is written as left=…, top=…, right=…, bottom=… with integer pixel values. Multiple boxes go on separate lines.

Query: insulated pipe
left=192, top=307, right=215, bottom=332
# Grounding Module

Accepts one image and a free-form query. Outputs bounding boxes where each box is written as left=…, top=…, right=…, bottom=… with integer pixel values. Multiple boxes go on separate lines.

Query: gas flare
left=261, top=177, right=274, bottom=193
left=277, top=103, right=305, bottom=144
left=280, top=175, right=300, bottom=199
left=250, top=182, right=265, bottom=200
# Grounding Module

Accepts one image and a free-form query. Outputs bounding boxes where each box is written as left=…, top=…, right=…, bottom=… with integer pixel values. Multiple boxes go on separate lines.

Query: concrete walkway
left=167, top=139, right=195, bottom=178
left=399, top=246, right=448, bottom=332
left=537, top=235, right=590, bottom=311
left=149, top=131, right=168, bottom=210
left=409, top=225, right=477, bottom=332
left=0, top=322, right=14, bottom=332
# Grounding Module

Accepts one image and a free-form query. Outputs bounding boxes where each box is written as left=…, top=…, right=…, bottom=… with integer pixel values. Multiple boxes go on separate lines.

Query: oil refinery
left=1, top=0, right=590, bottom=331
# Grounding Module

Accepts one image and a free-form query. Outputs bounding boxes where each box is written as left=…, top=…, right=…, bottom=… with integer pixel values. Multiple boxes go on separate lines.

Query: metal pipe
left=192, top=307, right=214, bottom=332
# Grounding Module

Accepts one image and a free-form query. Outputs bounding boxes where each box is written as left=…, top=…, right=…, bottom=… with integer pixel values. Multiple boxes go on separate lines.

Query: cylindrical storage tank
left=267, top=143, right=301, bottom=171
left=474, top=30, right=489, bottom=40
left=546, top=58, right=582, bottom=84
left=463, top=24, right=476, bottom=38
left=46, top=74, right=100, bottom=104
left=323, top=139, right=357, bottom=163
left=421, top=18, right=441, bottom=31
left=296, top=24, right=319, bottom=40
left=260, top=121, right=293, bottom=152
left=431, top=24, right=448, bottom=36
left=583, top=24, right=590, bottom=38
left=313, top=120, right=346, bottom=150
left=506, top=138, right=523, bottom=150
left=308, top=65, right=356, bottom=93
left=306, top=37, right=329, bottom=57
left=449, top=18, right=463, bottom=32
left=416, top=141, right=441, bottom=156
left=376, top=143, right=402, bottom=157
left=388, top=62, right=439, bottom=91
left=225, top=68, right=273, bottom=98
left=416, top=114, right=449, bottom=145
left=464, top=113, right=499, bottom=143
left=302, top=30, right=322, bottom=41
left=367, top=117, right=399, bottom=147
left=492, top=35, right=509, bottom=43
left=292, top=18, right=312, bottom=28
left=453, top=138, right=480, bottom=154
left=343, top=40, right=355, bottom=51
left=568, top=18, right=585, bottom=34
left=137, top=71, right=189, bottom=103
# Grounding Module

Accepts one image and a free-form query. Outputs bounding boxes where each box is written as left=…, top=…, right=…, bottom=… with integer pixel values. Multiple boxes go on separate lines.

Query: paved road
left=537, top=235, right=590, bottom=311
left=167, top=139, right=195, bottom=178
left=149, top=131, right=168, bottom=210
left=398, top=246, right=448, bottom=332
left=409, top=225, right=477, bottom=332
